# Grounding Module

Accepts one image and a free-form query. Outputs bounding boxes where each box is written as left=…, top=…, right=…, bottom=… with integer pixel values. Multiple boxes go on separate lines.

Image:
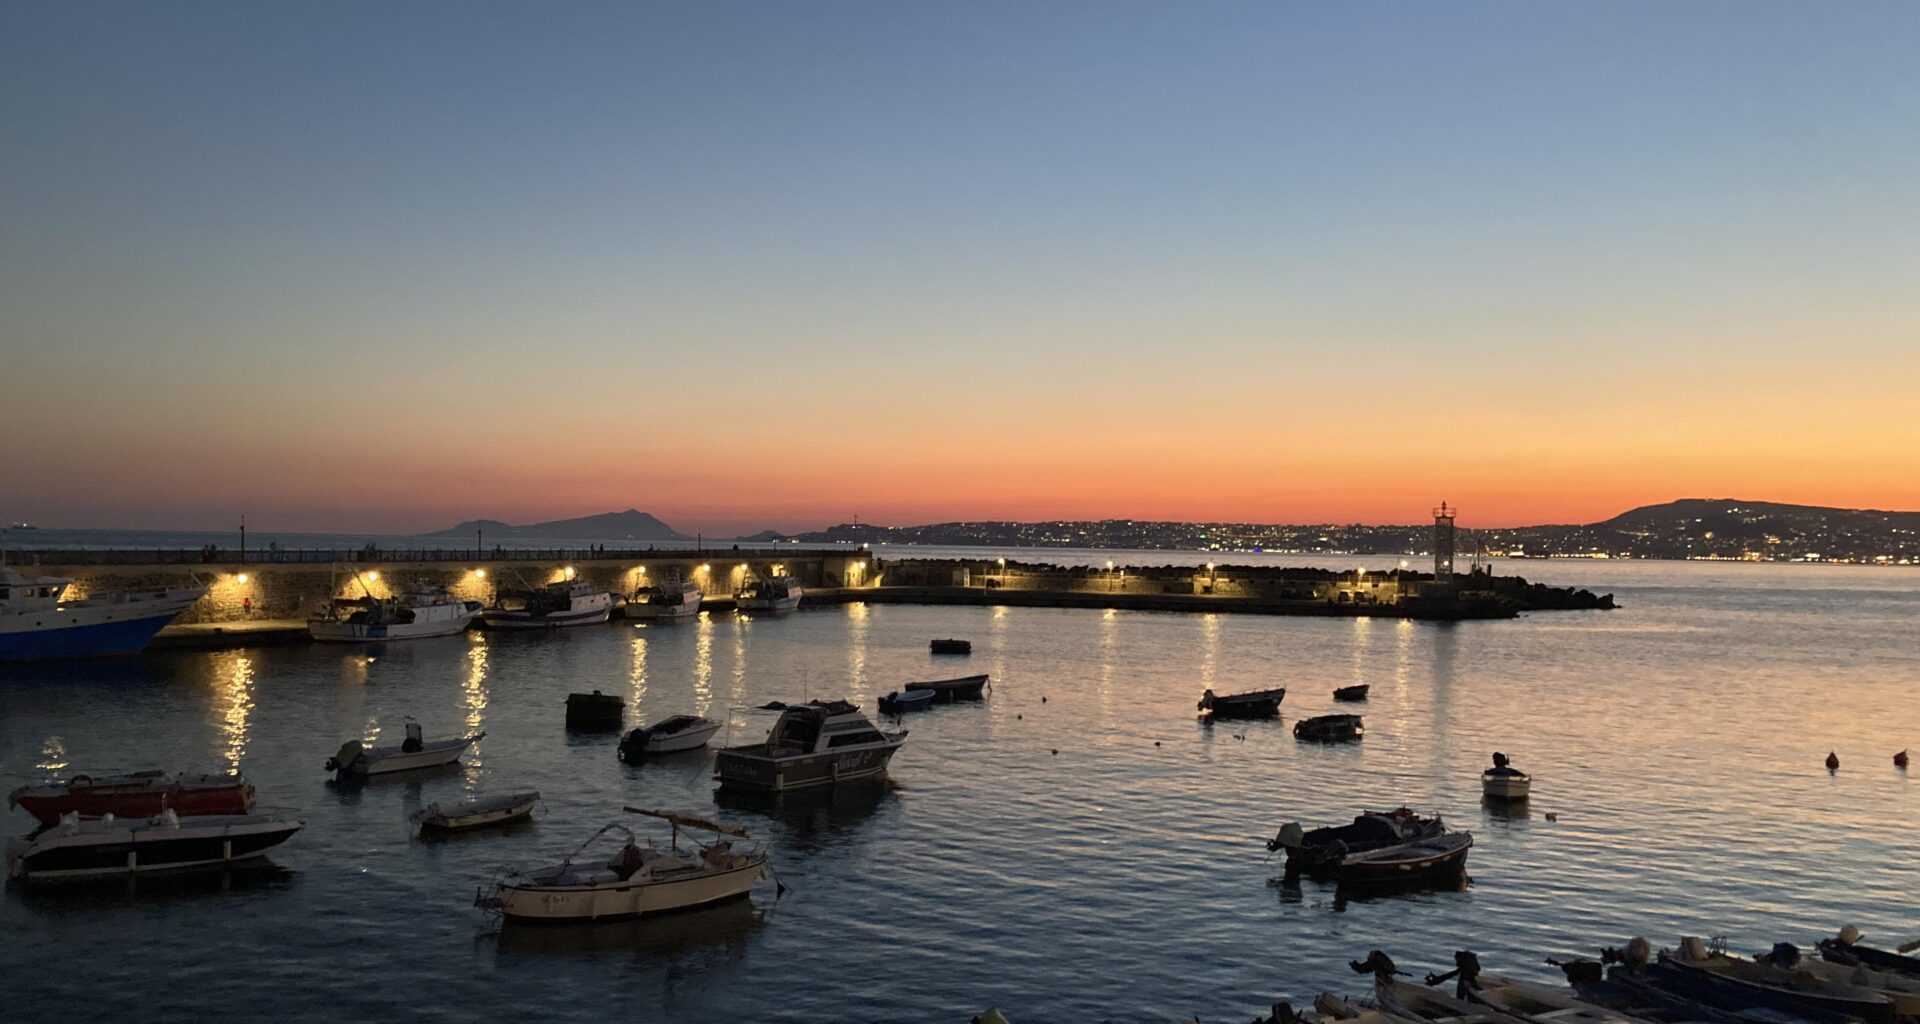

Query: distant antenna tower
left=1432, top=502, right=1457, bottom=581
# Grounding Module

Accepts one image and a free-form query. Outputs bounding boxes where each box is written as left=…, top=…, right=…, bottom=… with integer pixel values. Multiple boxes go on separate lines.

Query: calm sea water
left=2, top=558, right=1916, bottom=1023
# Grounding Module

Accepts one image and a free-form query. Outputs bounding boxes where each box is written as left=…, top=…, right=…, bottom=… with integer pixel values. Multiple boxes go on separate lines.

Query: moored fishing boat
left=478, top=808, right=766, bottom=923
left=482, top=580, right=613, bottom=629
left=0, top=568, right=207, bottom=662
left=326, top=721, right=482, bottom=779
left=1333, top=684, right=1370, bottom=702
left=1337, top=832, right=1472, bottom=885
left=1198, top=687, right=1285, bottom=719
left=1295, top=714, right=1364, bottom=742
left=1659, top=936, right=1896, bottom=1024
left=9, top=770, right=255, bottom=826
left=308, top=585, right=480, bottom=642
left=1821, top=927, right=1920, bottom=979
left=618, top=715, right=722, bottom=760
left=736, top=576, right=802, bottom=612
left=6, top=809, right=303, bottom=881
left=906, top=673, right=989, bottom=702
left=930, top=638, right=971, bottom=655
left=878, top=689, right=935, bottom=714
left=412, top=791, right=540, bottom=834
left=713, top=699, right=906, bottom=792
left=1266, top=808, right=1447, bottom=879
left=1760, top=943, right=1920, bottom=1017
left=623, top=580, right=702, bottom=620
left=1482, top=752, right=1532, bottom=801
left=1349, top=953, right=1523, bottom=1024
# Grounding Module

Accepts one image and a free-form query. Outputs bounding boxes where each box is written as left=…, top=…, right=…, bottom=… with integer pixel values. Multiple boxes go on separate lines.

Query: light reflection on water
left=0, top=560, right=1917, bottom=1022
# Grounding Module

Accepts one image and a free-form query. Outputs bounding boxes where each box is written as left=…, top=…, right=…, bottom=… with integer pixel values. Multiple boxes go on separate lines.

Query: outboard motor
left=618, top=727, right=651, bottom=763
left=1767, top=943, right=1802, bottom=968
left=1267, top=821, right=1305, bottom=853
left=326, top=740, right=364, bottom=773
left=1349, top=950, right=1398, bottom=983
left=402, top=721, right=423, bottom=753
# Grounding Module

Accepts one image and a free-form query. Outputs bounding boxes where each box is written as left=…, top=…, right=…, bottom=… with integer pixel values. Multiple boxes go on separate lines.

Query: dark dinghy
left=1267, top=808, right=1447, bottom=879
left=907, top=674, right=988, bottom=703
left=1333, top=685, right=1370, bottom=702
left=929, top=639, right=972, bottom=655
left=566, top=691, right=624, bottom=731
left=1198, top=687, right=1285, bottom=720
left=1295, top=714, right=1364, bottom=742
left=1821, top=926, right=1920, bottom=979
left=1640, top=937, right=1896, bottom=1024
left=1336, top=832, right=1472, bottom=886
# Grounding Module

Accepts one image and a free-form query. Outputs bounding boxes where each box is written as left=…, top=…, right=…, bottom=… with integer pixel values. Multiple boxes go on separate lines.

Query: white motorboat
left=7, top=809, right=303, bottom=881
left=326, top=721, right=482, bottom=779
left=482, top=580, right=613, bottom=629
left=623, top=579, right=702, bottom=620
left=309, top=586, right=481, bottom=642
left=479, top=808, right=766, bottom=923
left=412, top=791, right=540, bottom=834
left=1482, top=752, right=1531, bottom=801
left=714, top=699, right=905, bottom=792
left=736, top=575, right=802, bottom=612
left=618, top=715, right=722, bottom=761
left=0, top=568, right=206, bottom=662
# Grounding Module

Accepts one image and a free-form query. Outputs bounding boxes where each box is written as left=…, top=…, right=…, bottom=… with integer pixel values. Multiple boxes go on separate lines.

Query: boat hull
left=737, top=596, right=802, bottom=612
left=714, top=739, right=903, bottom=792
left=309, top=610, right=477, bottom=642
left=1338, top=834, right=1472, bottom=885
left=331, top=737, right=479, bottom=779
left=0, top=601, right=202, bottom=662
left=623, top=600, right=701, bottom=620
left=648, top=721, right=721, bottom=753
left=1481, top=773, right=1531, bottom=800
left=482, top=606, right=612, bottom=629
left=910, top=674, right=989, bottom=702
left=6, top=817, right=302, bottom=881
left=418, top=803, right=536, bottom=833
left=11, top=779, right=254, bottom=827
left=495, top=858, right=763, bottom=922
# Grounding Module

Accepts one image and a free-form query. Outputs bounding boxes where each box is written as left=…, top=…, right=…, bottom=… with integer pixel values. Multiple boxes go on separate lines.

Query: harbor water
left=1, top=558, right=1916, bottom=1023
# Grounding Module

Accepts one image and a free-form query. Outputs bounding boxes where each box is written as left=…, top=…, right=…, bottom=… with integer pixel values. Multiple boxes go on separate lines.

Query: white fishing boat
left=411, top=791, right=540, bottom=834
left=482, top=580, right=613, bottom=629
left=618, top=715, right=722, bottom=761
left=736, top=575, right=802, bottom=612
left=478, top=808, right=766, bottom=923
left=1481, top=752, right=1531, bottom=801
left=309, top=585, right=481, bottom=642
left=0, top=568, right=206, bottom=662
left=325, top=721, right=482, bottom=779
left=623, top=580, right=702, bottom=620
left=714, top=699, right=906, bottom=792
left=6, top=809, right=303, bottom=881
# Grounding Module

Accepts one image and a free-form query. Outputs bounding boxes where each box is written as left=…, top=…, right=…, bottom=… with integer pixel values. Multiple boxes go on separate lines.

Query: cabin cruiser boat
left=618, top=715, right=722, bottom=760
left=326, top=721, right=483, bottom=779
left=736, top=576, right=802, bottom=612
left=309, top=586, right=480, bottom=642
left=1198, top=687, right=1285, bottom=719
left=9, top=771, right=254, bottom=826
left=478, top=808, right=765, bottom=922
left=482, top=580, right=613, bottom=629
left=714, top=700, right=906, bottom=792
left=7, top=809, right=302, bottom=881
left=624, top=580, right=702, bottom=620
left=1482, top=752, right=1531, bottom=800
left=0, top=568, right=206, bottom=662
left=1267, top=808, right=1447, bottom=879
left=412, top=791, right=540, bottom=834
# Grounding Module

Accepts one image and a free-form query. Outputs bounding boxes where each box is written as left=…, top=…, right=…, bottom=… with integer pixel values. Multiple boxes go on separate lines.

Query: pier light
left=698, top=564, right=711, bottom=573
left=1206, top=562, right=1214, bottom=571
left=563, top=566, right=576, bottom=580
left=474, top=569, right=487, bottom=579
left=637, top=566, right=647, bottom=574
left=1400, top=559, right=1409, bottom=569
left=365, top=571, right=379, bottom=582
left=236, top=573, right=250, bottom=584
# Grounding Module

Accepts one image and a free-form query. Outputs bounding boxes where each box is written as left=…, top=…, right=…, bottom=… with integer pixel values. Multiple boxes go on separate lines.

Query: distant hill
left=736, top=529, right=791, bottom=543
left=424, top=509, right=687, bottom=541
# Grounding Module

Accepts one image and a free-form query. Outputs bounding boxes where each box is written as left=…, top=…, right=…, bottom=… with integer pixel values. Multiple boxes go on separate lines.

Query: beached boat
left=1821, top=927, right=1920, bottom=978
left=618, top=715, right=722, bottom=760
left=0, top=567, right=207, bottom=662
left=9, top=771, right=255, bottom=826
left=1198, top=687, right=1285, bottom=719
left=1295, top=714, right=1364, bottom=741
left=482, top=580, right=613, bottom=629
left=1482, top=752, right=1531, bottom=800
left=565, top=691, right=625, bottom=731
left=1338, top=832, right=1472, bottom=885
left=930, top=638, right=972, bottom=655
left=736, top=576, right=803, bottom=612
left=908, top=674, right=989, bottom=702
left=623, top=580, right=702, bottom=620
left=1468, top=970, right=1661, bottom=1024
left=326, top=721, right=482, bottom=779
left=1761, top=944, right=1920, bottom=1017
left=309, top=586, right=480, bottom=642
left=878, top=689, right=936, bottom=714
left=6, top=809, right=302, bottom=881
left=1352, top=957, right=1523, bottom=1024
left=479, top=808, right=765, bottom=923
left=412, top=791, right=540, bottom=834
left=1334, top=684, right=1370, bottom=702
left=713, top=699, right=906, bottom=792
left=1659, top=937, right=1897, bottom=1024
left=1266, top=808, right=1448, bottom=879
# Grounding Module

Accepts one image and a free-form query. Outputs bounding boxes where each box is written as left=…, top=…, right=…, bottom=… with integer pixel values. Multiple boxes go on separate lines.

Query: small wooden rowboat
left=1338, top=832, right=1472, bottom=884
left=1333, top=684, right=1370, bottom=702
left=1294, top=714, right=1364, bottom=742
left=412, top=791, right=540, bottom=834
left=929, top=638, right=972, bottom=655
left=879, top=689, right=936, bottom=714
left=907, top=674, right=988, bottom=702
left=1198, top=687, right=1285, bottom=719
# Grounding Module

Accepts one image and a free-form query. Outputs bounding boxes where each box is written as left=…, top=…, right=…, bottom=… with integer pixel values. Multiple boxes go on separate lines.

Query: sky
left=3, top=1, right=1918, bottom=536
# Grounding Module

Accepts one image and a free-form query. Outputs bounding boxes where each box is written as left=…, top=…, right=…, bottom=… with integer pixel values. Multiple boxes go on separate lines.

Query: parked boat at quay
left=478, top=809, right=766, bottom=923
left=618, top=715, right=722, bottom=760
left=1482, top=752, right=1532, bottom=801
left=326, top=721, right=482, bottom=780
left=0, top=567, right=206, bottom=662
left=9, top=771, right=254, bottom=826
left=1294, top=714, right=1364, bottom=742
left=1198, top=687, right=1285, bottom=719
left=623, top=579, right=703, bottom=620
left=482, top=580, right=613, bottom=629
left=7, top=809, right=303, bottom=882
left=308, top=586, right=480, bottom=642
left=1820, top=927, right=1920, bottom=978
left=714, top=699, right=906, bottom=792
left=1655, top=936, right=1896, bottom=1024
left=412, top=791, right=540, bottom=834
left=736, top=575, right=802, bottom=612
left=907, top=673, right=989, bottom=702
left=1267, top=808, right=1448, bottom=879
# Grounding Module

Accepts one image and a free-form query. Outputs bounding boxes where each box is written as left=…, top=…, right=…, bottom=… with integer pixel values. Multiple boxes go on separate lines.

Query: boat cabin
left=765, top=700, right=888, bottom=756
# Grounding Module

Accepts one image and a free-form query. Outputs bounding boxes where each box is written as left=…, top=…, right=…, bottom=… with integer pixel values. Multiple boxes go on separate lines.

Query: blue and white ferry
left=0, top=568, right=207, bottom=662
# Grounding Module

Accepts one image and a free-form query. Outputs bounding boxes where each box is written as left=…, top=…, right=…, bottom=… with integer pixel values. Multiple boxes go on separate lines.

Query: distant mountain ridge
left=424, top=509, right=687, bottom=541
